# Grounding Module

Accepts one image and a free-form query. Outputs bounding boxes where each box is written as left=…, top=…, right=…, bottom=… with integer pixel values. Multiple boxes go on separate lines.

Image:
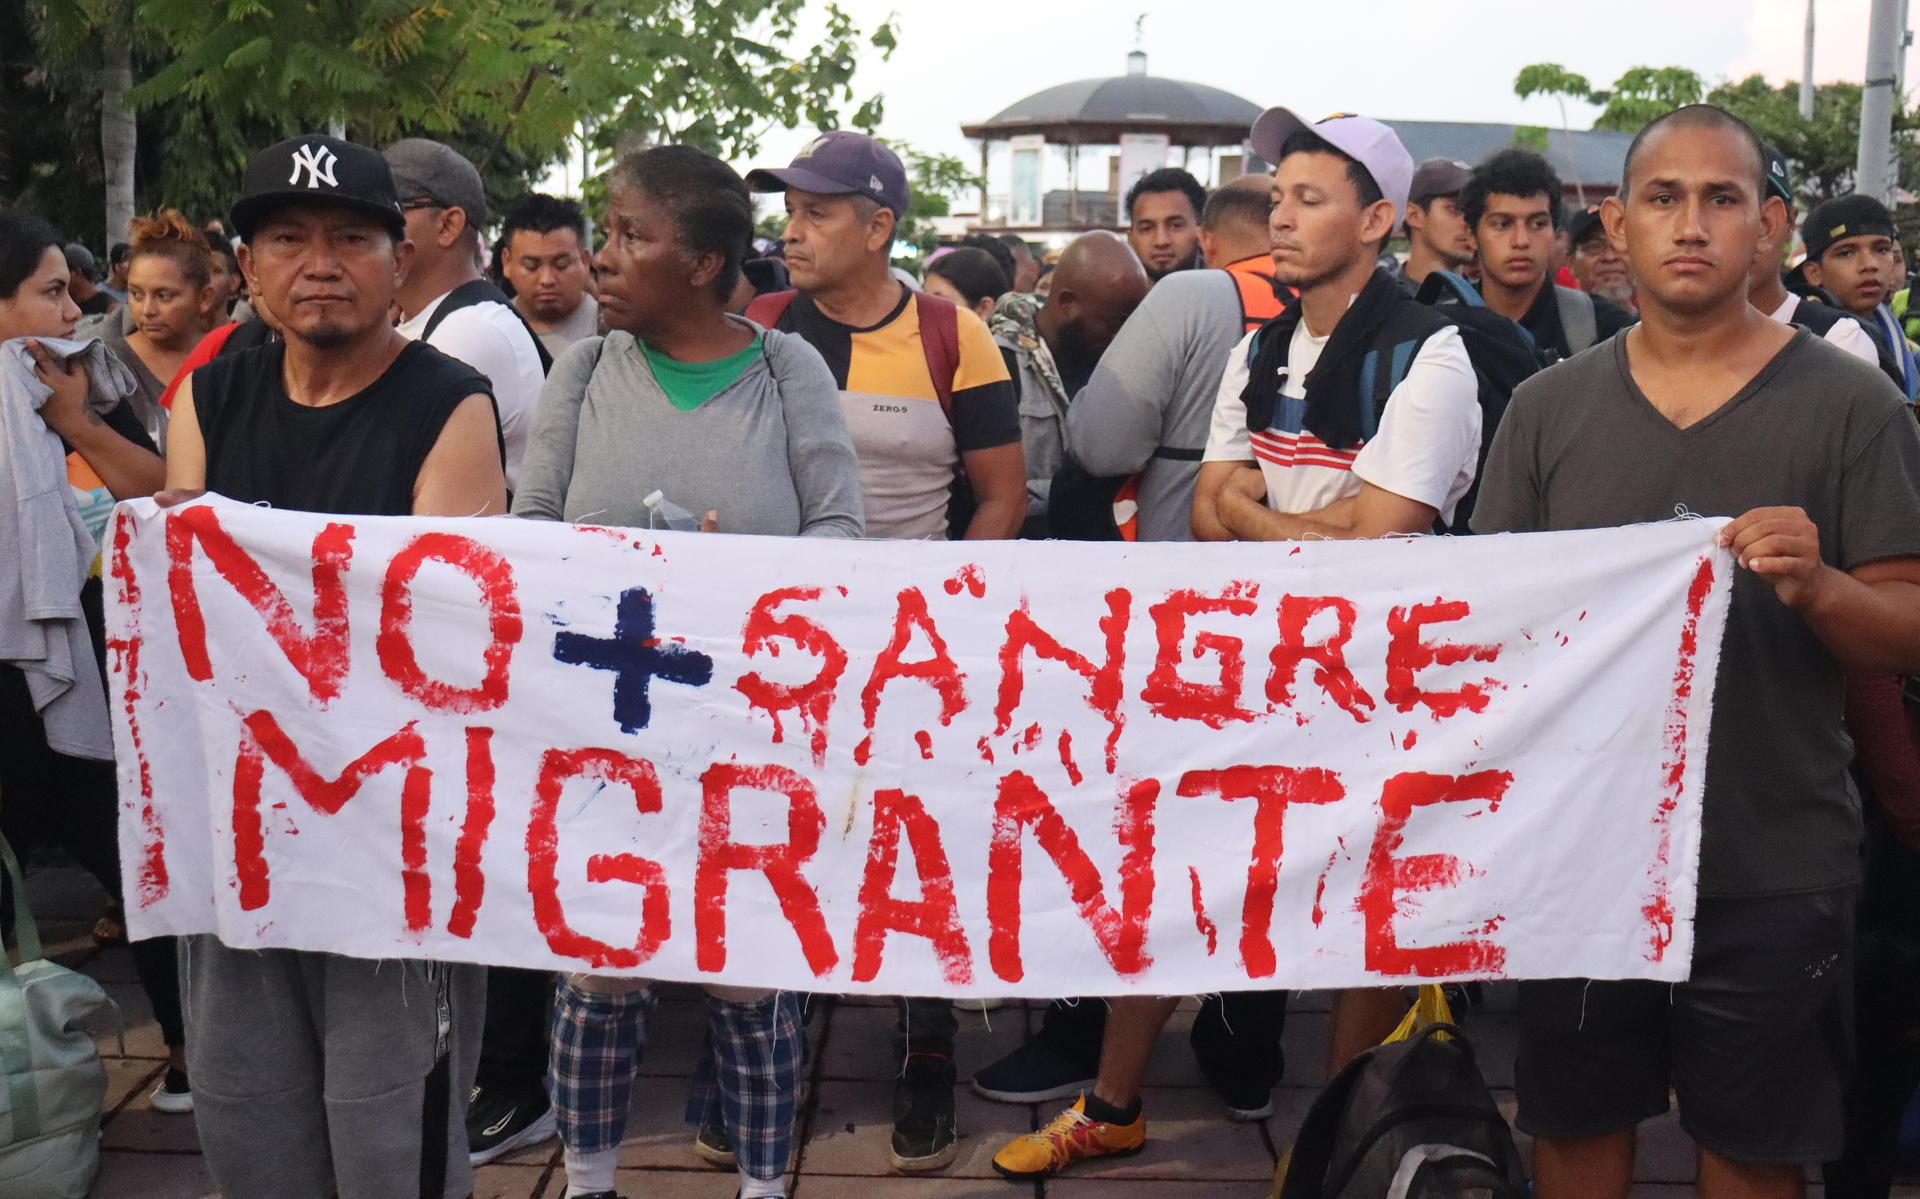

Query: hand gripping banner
left=105, top=496, right=1732, bottom=995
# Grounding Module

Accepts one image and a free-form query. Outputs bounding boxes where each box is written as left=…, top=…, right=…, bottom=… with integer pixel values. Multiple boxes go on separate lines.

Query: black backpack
left=1391, top=271, right=1542, bottom=534
left=421, top=278, right=555, bottom=374
left=1276, top=1022, right=1527, bottom=1199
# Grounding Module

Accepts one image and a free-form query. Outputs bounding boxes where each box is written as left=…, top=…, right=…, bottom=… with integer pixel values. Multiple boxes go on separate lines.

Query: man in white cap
left=989, top=110, right=1485, bottom=1184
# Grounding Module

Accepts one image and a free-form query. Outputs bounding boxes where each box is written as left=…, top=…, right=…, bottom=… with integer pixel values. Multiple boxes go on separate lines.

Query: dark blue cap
left=746, top=131, right=910, bottom=218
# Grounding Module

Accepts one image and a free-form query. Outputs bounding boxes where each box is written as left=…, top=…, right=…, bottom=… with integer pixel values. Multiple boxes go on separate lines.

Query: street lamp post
left=1801, top=0, right=1815, bottom=120
left=1858, top=0, right=1902, bottom=204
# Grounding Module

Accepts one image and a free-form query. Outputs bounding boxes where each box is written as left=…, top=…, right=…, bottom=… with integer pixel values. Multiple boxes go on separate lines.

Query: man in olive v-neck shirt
left=1474, top=106, right=1920, bottom=1199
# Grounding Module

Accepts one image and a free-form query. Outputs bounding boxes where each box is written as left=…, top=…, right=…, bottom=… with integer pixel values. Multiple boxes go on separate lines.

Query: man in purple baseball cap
left=745, top=129, right=1026, bottom=1174
left=745, top=129, right=911, bottom=219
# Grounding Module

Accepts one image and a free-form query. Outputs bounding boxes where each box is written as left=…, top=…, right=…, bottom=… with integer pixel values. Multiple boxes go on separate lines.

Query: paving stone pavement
left=17, top=862, right=1915, bottom=1199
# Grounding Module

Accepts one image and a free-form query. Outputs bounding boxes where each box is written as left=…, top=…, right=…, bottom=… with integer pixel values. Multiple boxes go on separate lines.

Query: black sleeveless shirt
left=192, top=340, right=494, bottom=516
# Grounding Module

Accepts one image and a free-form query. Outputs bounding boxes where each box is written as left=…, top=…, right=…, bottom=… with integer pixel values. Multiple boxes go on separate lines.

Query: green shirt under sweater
left=511, top=318, right=865, bottom=539
left=640, top=335, right=765, bottom=411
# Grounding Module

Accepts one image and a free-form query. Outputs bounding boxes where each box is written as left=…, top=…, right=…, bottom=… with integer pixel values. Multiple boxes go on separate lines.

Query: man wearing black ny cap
left=1390, top=157, right=1475, bottom=294
left=163, top=133, right=505, bottom=1199
left=1802, top=192, right=1919, bottom=401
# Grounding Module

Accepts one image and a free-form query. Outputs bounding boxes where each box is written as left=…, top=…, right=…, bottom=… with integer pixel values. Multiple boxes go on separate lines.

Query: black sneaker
left=1195, top=1053, right=1277, bottom=1121
left=970, top=1034, right=1099, bottom=1104
left=694, top=1106, right=737, bottom=1168
left=890, top=1053, right=958, bottom=1172
left=466, top=1086, right=558, bottom=1165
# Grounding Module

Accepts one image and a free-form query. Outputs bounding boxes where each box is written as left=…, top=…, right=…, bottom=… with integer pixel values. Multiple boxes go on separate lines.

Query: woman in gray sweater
left=511, top=146, right=862, bottom=1199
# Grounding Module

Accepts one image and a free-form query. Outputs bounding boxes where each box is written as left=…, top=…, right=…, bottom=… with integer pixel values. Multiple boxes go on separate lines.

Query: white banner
left=106, top=497, right=1731, bottom=995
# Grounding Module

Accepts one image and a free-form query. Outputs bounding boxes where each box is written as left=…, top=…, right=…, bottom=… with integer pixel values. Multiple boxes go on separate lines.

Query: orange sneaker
left=990, top=1095, right=1145, bottom=1179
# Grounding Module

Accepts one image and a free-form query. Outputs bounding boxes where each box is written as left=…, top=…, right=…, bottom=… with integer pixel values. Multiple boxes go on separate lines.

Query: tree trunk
left=100, top=23, right=136, bottom=247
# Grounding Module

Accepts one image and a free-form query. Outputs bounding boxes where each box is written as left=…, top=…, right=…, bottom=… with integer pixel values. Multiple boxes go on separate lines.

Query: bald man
left=991, top=231, right=1149, bottom=535
left=1053, top=174, right=1289, bottom=542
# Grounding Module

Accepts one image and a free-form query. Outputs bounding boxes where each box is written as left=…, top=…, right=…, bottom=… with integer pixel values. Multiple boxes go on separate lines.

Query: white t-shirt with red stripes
left=1203, top=317, right=1481, bottom=524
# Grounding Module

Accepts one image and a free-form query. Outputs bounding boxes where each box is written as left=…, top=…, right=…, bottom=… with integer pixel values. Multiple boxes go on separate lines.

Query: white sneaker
left=150, top=1070, right=194, bottom=1115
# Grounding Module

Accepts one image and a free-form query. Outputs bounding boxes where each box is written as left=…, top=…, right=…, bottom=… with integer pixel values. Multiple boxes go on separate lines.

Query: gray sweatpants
left=180, top=935, right=484, bottom=1199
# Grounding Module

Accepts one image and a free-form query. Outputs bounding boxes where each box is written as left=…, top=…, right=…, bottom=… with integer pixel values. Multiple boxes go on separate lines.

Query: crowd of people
left=4, top=96, right=1920, bottom=1199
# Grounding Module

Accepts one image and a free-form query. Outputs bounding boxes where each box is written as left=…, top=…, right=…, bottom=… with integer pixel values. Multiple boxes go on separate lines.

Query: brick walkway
left=21, top=861, right=1910, bottom=1199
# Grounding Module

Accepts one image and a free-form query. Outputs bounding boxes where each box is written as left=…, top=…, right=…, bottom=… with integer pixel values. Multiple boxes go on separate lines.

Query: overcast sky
left=726, top=0, right=1912, bottom=199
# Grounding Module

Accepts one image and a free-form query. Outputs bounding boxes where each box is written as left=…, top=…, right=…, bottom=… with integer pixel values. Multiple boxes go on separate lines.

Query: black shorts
left=1514, top=887, right=1855, bottom=1164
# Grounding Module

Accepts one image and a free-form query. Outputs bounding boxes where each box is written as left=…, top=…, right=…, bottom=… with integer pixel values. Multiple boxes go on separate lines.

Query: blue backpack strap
left=1415, top=269, right=1487, bottom=310
left=1357, top=349, right=1382, bottom=441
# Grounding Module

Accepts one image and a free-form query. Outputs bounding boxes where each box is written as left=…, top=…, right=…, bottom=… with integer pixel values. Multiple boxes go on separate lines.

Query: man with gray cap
left=386, top=137, right=547, bottom=487
left=1391, top=157, right=1475, bottom=294
left=160, top=131, right=505, bottom=1199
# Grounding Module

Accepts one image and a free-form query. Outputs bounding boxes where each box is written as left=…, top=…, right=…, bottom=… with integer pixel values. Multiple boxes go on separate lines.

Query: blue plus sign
left=553, top=587, right=713, bottom=734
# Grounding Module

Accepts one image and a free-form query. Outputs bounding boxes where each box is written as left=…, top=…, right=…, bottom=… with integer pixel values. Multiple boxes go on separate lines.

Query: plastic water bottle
left=642, top=489, right=701, bottom=532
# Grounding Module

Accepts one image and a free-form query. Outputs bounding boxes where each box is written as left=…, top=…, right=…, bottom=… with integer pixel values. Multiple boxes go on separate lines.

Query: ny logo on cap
left=798, top=134, right=830, bottom=159
left=289, top=143, right=339, bottom=190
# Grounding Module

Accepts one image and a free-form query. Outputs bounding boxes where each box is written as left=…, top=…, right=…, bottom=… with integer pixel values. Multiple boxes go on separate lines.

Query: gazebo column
left=1068, top=135, right=1079, bottom=226
left=979, top=139, right=990, bottom=226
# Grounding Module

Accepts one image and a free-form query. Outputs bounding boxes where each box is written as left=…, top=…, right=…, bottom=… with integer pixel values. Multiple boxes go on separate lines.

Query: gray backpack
left=1553, top=285, right=1598, bottom=357
left=0, top=836, right=114, bottom=1199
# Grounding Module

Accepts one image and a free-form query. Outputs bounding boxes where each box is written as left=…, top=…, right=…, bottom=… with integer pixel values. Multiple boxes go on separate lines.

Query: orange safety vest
left=1111, top=257, right=1293, bottom=540
left=1227, top=254, right=1290, bottom=330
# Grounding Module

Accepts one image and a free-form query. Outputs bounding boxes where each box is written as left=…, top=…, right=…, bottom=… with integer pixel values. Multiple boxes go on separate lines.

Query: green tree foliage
left=1509, top=61, right=1919, bottom=208
left=1511, top=125, right=1550, bottom=152
left=9, top=0, right=896, bottom=246
left=1589, top=67, right=1704, bottom=132
left=1513, top=64, right=1591, bottom=108
left=888, top=141, right=983, bottom=258
left=1707, top=74, right=1920, bottom=206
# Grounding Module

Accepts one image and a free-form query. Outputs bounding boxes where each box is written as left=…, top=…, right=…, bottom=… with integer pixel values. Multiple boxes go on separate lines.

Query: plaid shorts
left=549, top=979, right=802, bottom=1180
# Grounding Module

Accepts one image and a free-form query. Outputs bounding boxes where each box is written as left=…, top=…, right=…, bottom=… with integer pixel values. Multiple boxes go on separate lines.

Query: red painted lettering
left=994, top=590, right=1130, bottom=772
left=1384, top=600, right=1501, bottom=718
left=108, top=511, right=166, bottom=902
left=1359, top=770, right=1512, bottom=977
left=851, top=789, right=971, bottom=984
left=735, top=587, right=848, bottom=767
left=167, top=505, right=354, bottom=705
left=987, top=771, right=1158, bottom=982
left=1143, top=584, right=1258, bottom=728
left=376, top=533, right=522, bottom=713
left=1268, top=595, right=1375, bottom=722
left=695, top=762, right=837, bottom=976
left=525, top=748, right=670, bottom=969
left=855, top=587, right=966, bottom=765
left=447, top=727, right=497, bottom=939
left=1644, top=557, right=1717, bottom=960
left=1177, top=765, right=1345, bottom=978
left=229, top=711, right=429, bottom=923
